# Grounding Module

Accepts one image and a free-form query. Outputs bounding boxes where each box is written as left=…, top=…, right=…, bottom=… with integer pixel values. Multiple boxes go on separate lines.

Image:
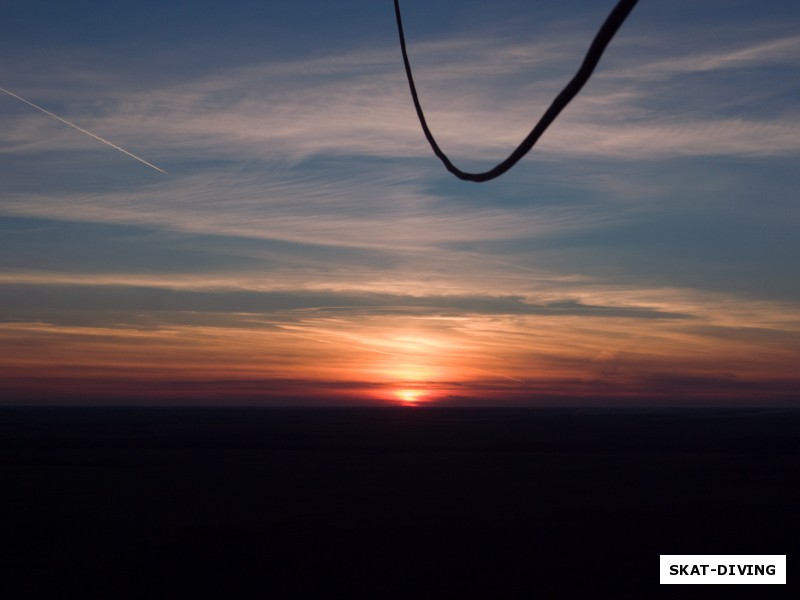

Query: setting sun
left=395, top=389, right=426, bottom=404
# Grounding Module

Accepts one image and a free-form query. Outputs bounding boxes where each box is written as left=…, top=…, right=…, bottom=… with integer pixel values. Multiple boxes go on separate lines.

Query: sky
left=1, top=0, right=798, bottom=406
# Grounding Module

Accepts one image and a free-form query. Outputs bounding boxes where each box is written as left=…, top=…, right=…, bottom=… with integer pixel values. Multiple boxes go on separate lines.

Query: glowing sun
left=395, top=389, right=425, bottom=404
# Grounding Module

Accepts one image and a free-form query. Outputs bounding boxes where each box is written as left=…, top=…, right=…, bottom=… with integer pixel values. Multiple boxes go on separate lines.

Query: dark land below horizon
left=2, top=406, right=797, bottom=597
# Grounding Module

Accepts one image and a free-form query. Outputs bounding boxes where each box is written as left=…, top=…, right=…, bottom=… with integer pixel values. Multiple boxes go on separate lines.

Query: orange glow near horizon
left=2, top=302, right=800, bottom=405
left=359, top=330, right=458, bottom=404
left=394, top=388, right=426, bottom=404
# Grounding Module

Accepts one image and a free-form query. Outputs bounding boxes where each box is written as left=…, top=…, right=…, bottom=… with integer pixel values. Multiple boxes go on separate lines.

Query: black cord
left=394, top=0, right=639, bottom=182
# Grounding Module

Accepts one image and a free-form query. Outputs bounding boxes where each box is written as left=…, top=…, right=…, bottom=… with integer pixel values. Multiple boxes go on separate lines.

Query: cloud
left=1, top=161, right=621, bottom=254
left=2, top=297, right=797, bottom=405
left=3, top=23, right=798, bottom=172
left=618, top=33, right=800, bottom=78
left=544, top=118, right=800, bottom=159
left=7, top=21, right=796, bottom=263
left=0, top=281, right=692, bottom=329
left=1, top=1, right=799, bottom=408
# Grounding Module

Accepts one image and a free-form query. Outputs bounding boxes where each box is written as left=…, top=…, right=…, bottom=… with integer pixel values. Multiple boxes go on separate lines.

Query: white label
left=660, top=555, right=786, bottom=584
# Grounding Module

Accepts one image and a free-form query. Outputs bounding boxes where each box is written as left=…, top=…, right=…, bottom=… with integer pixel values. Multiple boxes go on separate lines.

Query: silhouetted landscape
left=2, top=407, right=797, bottom=596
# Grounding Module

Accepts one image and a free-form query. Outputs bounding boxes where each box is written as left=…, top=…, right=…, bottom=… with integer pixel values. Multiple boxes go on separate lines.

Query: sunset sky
left=1, top=0, right=798, bottom=406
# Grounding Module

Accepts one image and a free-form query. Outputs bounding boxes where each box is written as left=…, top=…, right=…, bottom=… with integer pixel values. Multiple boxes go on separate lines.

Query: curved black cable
left=394, top=0, right=639, bottom=182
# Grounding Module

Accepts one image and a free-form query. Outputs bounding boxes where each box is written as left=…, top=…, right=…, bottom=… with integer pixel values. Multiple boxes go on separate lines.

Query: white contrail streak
left=0, top=86, right=167, bottom=174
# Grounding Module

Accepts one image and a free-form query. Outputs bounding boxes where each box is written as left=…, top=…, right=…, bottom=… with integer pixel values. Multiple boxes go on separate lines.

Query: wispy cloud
left=618, top=33, right=800, bottom=78
left=2, top=2, right=799, bottom=406
left=2, top=284, right=797, bottom=404
left=6, top=21, right=796, bottom=256
left=3, top=25, right=798, bottom=169
left=1, top=163, right=622, bottom=254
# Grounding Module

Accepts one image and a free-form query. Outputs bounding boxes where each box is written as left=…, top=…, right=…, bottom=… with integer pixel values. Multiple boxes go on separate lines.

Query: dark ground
left=1, top=407, right=797, bottom=598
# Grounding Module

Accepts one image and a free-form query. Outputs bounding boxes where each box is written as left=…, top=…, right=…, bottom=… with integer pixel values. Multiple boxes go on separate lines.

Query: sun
left=394, top=388, right=425, bottom=404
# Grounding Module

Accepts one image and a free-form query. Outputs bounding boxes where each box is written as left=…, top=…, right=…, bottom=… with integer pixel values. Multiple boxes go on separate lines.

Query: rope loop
left=394, top=0, right=639, bottom=182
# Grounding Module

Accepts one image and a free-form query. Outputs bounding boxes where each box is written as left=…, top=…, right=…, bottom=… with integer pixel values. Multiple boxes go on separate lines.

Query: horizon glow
left=0, top=0, right=798, bottom=406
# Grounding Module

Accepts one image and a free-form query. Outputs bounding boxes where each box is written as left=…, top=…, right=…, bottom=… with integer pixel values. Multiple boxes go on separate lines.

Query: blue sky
left=1, top=0, right=798, bottom=405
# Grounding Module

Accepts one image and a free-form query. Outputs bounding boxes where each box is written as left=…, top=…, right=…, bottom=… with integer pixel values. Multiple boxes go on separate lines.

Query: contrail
left=0, top=86, right=167, bottom=174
